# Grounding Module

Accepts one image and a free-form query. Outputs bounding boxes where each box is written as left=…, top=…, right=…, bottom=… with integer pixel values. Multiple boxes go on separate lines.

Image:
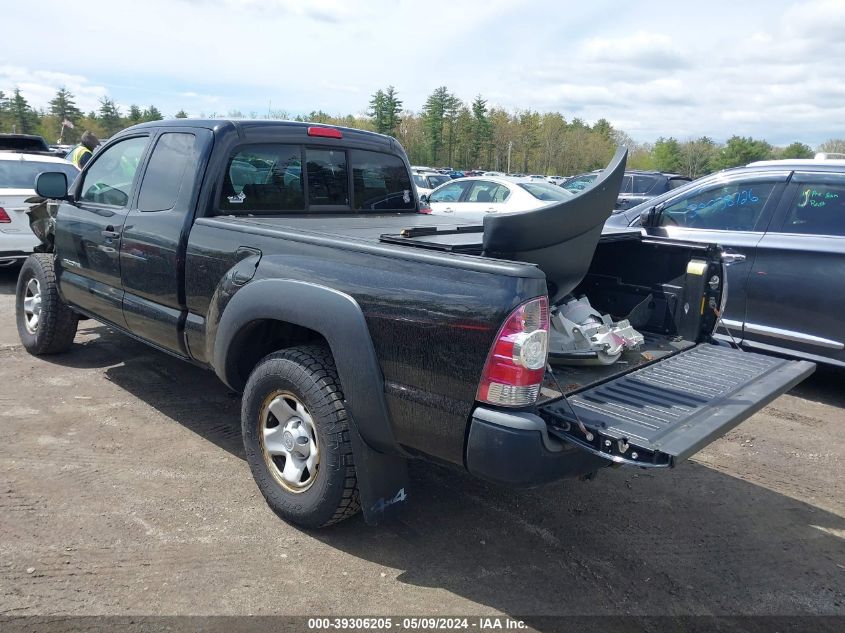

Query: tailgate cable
left=711, top=305, right=744, bottom=351
left=545, top=363, right=595, bottom=442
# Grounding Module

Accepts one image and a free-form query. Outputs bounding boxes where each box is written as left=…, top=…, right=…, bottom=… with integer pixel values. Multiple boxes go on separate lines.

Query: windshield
left=0, top=160, right=78, bottom=189
left=518, top=182, right=573, bottom=201
left=413, top=175, right=427, bottom=188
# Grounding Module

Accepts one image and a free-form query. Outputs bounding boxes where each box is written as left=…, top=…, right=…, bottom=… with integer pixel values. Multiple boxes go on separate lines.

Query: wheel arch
left=213, top=278, right=401, bottom=456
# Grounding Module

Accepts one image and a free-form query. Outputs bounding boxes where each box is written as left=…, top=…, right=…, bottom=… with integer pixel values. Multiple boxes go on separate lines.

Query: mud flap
left=347, top=421, right=410, bottom=525
left=541, top=344, right=815, bottom=467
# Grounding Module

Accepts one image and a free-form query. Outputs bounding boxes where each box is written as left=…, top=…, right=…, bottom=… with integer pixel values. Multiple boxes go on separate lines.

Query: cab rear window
left=218, top=144, right=414, bottom=213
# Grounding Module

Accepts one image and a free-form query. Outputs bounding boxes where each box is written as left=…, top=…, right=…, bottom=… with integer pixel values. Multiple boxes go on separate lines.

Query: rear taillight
left=0, top=207, right=10, bottom=223
left=419, top=203, right=432, bottom=214
left=477, top=296, right=550, bottom=407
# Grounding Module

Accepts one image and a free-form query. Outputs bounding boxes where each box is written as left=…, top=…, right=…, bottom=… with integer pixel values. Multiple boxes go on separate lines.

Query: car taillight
left=0, top=207, right=10, bottom=223
left=419, top=203, right=432, bottom=214
left=477, top=296, right=550, bottom=407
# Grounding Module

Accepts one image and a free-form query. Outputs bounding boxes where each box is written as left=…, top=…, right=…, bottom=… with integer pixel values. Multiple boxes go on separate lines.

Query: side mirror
left=35, top=172, right=70, bottom=200
left=419, top=194, right=429, bottom=204
left=640, top=203, right=664, bottom=227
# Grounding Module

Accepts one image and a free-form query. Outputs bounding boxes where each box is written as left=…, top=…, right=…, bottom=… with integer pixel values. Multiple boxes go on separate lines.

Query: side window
left=659, top=181, right=778, bottom=231
left=219, top=145, right=303, bottom=212
left=619, top=175, right=633, bottom=194
left=79, top=136, right=149, bottom=207
left=350, top=149, right=415, bottom=211
left=137, top=133, right=195, bottom=212
left=306, top=148, right=348, bottom=207
left=466, top=180, right=502, bottom=203
left=429, top=181, right=469, bottom=203
left=782, top=183, right=845, bottom=237
left=492, top=184, right=510, bottom=202
left=633, top=175, right=658, bottom=194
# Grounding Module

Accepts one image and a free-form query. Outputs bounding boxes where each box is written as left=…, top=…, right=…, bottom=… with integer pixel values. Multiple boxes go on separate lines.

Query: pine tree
left=470, top=95, right=491, bottom=167
left=382, top=86, right=402, bottom=137
left=49, top=87, right=83, bottom=143
left=128, top=105, right=143, bottom=124
left=9, top=88, right=38, bottom=134
left=175, top=109, right=188, bottom=118
left=142, top=105, right=163, bottom=122
left=98, top=97, right=123, bottom=136
left=422, top=87, right=449, bottom=165
left=368, top=89, right=386, bottom=134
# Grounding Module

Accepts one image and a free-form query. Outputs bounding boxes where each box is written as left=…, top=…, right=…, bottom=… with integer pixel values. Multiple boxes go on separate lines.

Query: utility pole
left=507, top=141, right=513, bottom=174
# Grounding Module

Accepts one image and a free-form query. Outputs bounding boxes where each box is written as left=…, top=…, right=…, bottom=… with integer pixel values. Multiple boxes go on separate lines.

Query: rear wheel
left=15, top=254, right=78, bottom=355
left=241, top=345, right=360, bottom=528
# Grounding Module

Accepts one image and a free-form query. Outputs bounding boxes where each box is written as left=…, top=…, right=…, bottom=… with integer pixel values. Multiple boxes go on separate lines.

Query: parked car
left=0, top=152, right=78, bottom=267
left=560, top=171, right=602, bottom=193
left=616, top=170, right=691, bottom=210
left=563, top=170, right=690, bottom=210
left=424, top=176, right=573, bottom=220
left=546, top=175, right=566, bottom=186
left=19, top=121, right=812, bottom=531
left=0, top=133, right=52, bottom=154
left=412, top=171, right=452, bottom=198
left=605, top=158, right=845, bottom=368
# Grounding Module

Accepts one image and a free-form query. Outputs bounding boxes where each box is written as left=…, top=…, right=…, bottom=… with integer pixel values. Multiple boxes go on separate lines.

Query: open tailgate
left=539, top=344, right=814, bottom=467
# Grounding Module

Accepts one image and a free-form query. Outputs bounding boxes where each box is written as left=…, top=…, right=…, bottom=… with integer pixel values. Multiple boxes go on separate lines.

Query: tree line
left=2, top=85, right=843, bottom=178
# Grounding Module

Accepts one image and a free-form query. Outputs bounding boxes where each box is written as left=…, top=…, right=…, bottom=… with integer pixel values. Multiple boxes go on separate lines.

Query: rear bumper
left=465, top=407, right=612, bottom=486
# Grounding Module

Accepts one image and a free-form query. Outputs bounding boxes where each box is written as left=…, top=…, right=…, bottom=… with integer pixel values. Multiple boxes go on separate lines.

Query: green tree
left=127, top=105, right=143, bottom=125
left=469, top=95, right=491, bottom=168
left=48, top=87, right=82, bottom=143
left=98, top=97, right=123, bottom=136
left=652, top=137, right=683, bottom=172
left=382, top=86, right=402, bottom=137
left=517, top=110, right=540, bottom=173
left=175, top=109, right=188, bottom=118
left=780, top=141, right=813, bottom=159
left=8, top=88, right=38, bottom=134
left=715, top=135, right=772, bottom=169
left=142, top=105, right=163, bottom=122
left=368, top=89, right=386, bottom=133
left=422, top=86, right=450, bottom=164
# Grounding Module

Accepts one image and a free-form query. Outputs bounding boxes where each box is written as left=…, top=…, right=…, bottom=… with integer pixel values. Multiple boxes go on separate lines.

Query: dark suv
left=605, top=159, right=845, bottom=368
left=561, top=170, right=690, bottom=210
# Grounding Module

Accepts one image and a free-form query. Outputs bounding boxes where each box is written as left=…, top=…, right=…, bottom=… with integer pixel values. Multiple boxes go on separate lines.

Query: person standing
left=66, top=131, right=100, bottom=169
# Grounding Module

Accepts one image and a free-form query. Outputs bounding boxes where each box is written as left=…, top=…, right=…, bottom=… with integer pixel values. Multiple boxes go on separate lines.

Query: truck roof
left=124, top=118, right=397, bottom=152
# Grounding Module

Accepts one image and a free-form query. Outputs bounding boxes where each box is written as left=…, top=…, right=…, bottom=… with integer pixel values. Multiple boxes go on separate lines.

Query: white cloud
left=2, top=0, right=844, bottom=145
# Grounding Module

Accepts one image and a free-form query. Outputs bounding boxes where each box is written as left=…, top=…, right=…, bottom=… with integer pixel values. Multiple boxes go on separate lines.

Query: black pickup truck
left=17, top=119, right=814, bottom=528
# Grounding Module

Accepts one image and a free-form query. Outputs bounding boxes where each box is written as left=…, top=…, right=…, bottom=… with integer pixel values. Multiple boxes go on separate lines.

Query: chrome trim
left=743, top=323, right=844, bottom=350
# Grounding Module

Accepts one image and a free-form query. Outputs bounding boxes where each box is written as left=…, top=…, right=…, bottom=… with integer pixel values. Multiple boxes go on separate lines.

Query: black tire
left=241, top=345, right=360, bottom=528
left=15, top=254, right=78, bottom=355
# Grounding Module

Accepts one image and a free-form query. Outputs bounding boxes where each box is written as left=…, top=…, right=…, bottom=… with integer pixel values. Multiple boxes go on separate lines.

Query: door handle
left=722, top=252, right=746, bottom=265
left=101, top=226, right=121, bottom=239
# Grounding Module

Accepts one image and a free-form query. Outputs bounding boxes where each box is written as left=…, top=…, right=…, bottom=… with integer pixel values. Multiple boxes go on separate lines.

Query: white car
left=412, top=171, right=452, bottom=198
left=424, top=176, right=573, bottom=220
left=546, top=175, right=566, bottom=186
left=0, top=153, right=78, bottom=266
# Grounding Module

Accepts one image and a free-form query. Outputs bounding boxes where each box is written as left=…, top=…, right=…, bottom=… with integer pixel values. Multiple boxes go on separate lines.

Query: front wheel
left=241, top=346, right=360, bottom=528
left=15, top=254, right=78, bottom=355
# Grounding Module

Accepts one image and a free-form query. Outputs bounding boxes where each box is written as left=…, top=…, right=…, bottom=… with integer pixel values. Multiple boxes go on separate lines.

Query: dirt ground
left=0, top=263, right=843, bottom=620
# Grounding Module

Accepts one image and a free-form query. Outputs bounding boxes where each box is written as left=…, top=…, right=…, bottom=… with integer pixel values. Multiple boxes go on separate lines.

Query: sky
left=2, top=0, right=844, bottom=147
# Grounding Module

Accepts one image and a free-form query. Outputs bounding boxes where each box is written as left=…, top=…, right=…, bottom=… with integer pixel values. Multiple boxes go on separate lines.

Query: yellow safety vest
left=68, top=145, right=92, bottom=169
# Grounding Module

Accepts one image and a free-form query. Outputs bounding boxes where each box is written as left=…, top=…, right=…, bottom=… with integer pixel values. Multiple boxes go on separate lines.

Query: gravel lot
left=0, top=263, right=843, bottom=619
